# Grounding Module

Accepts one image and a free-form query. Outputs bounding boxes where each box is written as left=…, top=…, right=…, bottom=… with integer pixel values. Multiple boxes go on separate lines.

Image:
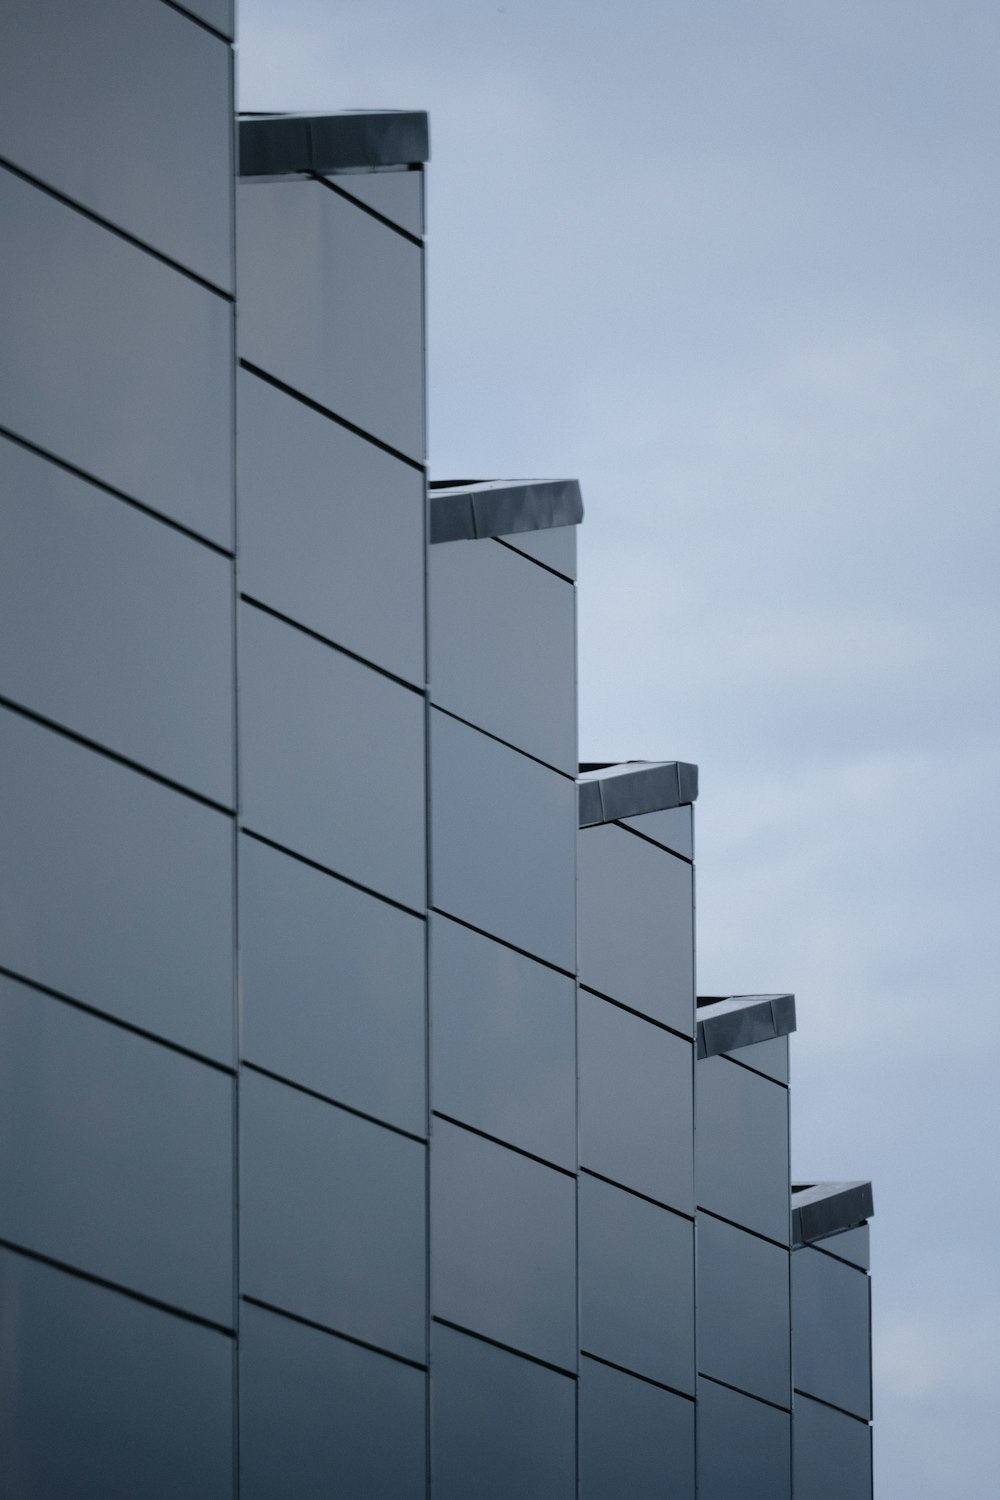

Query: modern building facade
left=0, top=4, right=873, bottom=1494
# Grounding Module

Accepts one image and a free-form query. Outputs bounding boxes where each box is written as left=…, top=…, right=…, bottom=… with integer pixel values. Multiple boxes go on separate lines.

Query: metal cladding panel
left=793, top=1247, right=872, bottom=1420
left=430, top=711, right=576, bottom=971
left=240, top=1304, right=426, bottom=1500
left=793, top=1393, right=872, bottom=1500
left=0, top=0, right=233, bottom=288
left=620, top=804, right=693, bottom=860
left=240, top=835, right=426, bottom=1136
left=579, top=1173, right=695, bottom=1393
left=811, top=1224, right=870, bottom=1271
left=0, top=436, right=234, bottom=805
left=578, top=989, right=694, bottom=1213
left=697, top=1379, right=791, bottom=1500
left=429, top=537, right=577, bottom=773
left=239, top=604, right=425, bottom=911
left=0, top=707, right=234, bottom=1063
left=431, top=1120, right=577, bottom=1370
left=430, top=915, right=576, bottom=1169
left=239, top=1071, right=426, bottom=1363
left=0, top=976, right=233, bottom=1325
left=577, top=823, right=694, bottom=1034
left=500, top=523, right=577, bottom=579
left=0, top=1248, right=234, bottom=1500
left=0, top=167, right=234, bottom=548
left=697, top=1215, right=791, bottom=1408
left=237, top=179, right=424, bottom=461
left=327, top=167, right=424, bottom=237
left=727, top=1033, right=789, bottom=1083
left=696, top=1055, right=790, bottom=1243
left=431, top=1323, right=576, bottom=1500
left=237, top=370, right=425, bottom=686
left=578, top=1356, right=695, bottom=1500
left=173, top=0, right=233, bottom=37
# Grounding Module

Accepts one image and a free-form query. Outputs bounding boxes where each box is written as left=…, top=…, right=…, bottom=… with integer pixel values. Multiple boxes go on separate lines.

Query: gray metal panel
left=578, top=989, right=694, bottom=1213
left=432, top=1323, right=576, bottom=1500
left=240, top=1303, right=426, bottom=1500
left=696, top=1055, right=790, bottom=1243
left=431, top=1120, right=577, bottom=1370
left=792, top=1181, right=874, bottom=1248
left=240, top=111, right=429, bottom=176
left=240, top=835, right=426, bottom=1136
left=0, top=0, right=233, bottom=288
left=240, top=1070, right=426, bottom=1363
left=0, top=167, right=234, bottom=548
left=239, top=604, right=425, bottom=910
left=429, top=479, right=583, bottom=544
left=173, top=0, right=233, bottom=36
left=578, top=1356, right=695, bottom=1500
left=697, top=993, right=796, bottom=1060
left=430, top=711, right=576, bottom=971
left=237, top=179, right=424, bottom=461
left=0, top=1248, right=234, bottom=1500
left=811, top=1224, right=870, bottom=1271
left=579, top=1173, right=695, bottom=1393
left=793, top=1393, right=872, bottom=1500
left=697, top=1379, right=791, bottom=1500
left=430, top=915, right=576, bottom=1169
left=327, top=167, right=424, bottom=237
left=0, top=708, right=234, bottom=1063
left=0, top=976, right=233, bottom=1325
left=0, top=436, right=234, bottom=804
left=620, top=805, right=693, bottom=860
left=792, top=1247, right=872, bottom=1419
left=727, top=1034, right=789, bottom=1084
left=429, top=537, right=576, bottom=772
left=578, top=823, right=694, bottom=1034
left=500, top=524, right=577, bottom=580
left=237, top=370, right=425, bottom=686
left=697, top=1215, right=791, bottom=1408
left=578, top=760, right=698, bottom=826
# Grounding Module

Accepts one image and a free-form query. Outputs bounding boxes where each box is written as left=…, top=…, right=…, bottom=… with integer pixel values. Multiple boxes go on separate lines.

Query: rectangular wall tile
left=697, top=1379, right=791, bottom=1500
left=696, top=1054, right=789, bottom=1242
left=793, top=1248, right=872, bottom=1419
left=793, top=1393, right=872, bottom=1500
left=579, top=1356, right=694, bottom=1500
left=697, top=1214, right=790, bottom=1408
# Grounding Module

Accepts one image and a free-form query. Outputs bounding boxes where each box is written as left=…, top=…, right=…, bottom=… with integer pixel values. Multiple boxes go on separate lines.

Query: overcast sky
left=238, top=2, right=1000, bottom=1490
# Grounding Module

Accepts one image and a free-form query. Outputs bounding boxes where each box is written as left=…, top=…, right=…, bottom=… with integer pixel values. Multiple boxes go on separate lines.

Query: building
left=0, top=3, right=873, bottom=1494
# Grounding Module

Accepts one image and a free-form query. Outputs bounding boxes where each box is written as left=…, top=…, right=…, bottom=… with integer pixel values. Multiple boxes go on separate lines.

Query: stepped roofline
left=578, top=759, right=699, bottom=827
left=696, top=993, right=797, bottom=1059
left=792, top=1180, right=875, bottom=1246
left=429, top=479, right=584, bottom=545
left=239, top=110, right=430, bottom=178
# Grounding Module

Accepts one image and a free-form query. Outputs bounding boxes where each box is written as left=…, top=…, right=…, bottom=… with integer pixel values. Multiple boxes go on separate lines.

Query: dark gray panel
left=430, top=711, right=576, bottom=970
left=792, top=1181, right=874, bottom=1247
left=793, top=1393, right=872, bottom=1500
left=697, top=1379, right=791, bottom=1500
left=579, top=1356, right=694, bottom=1500
left=727, top=1034, right=789, bottom=1083
left=240, top=836, right=425, bottom=1135
left=578, top=989, right=693, bottom=1212
left=0, top=437, right=234, bottom=804
left=0, top=168, right=233, bottom=547
left=0, top=0, right=232, bottom=288
left=0, top=976, right=233, bottom=1324
left=239, top=605, right=425, bottom=910
left=240, top=111, right=429, bottom=176
left=430, top=915, right=576, bottom=1169
left=237, top=371, right=424, bottom=686
left=812, top=1224, right=870, bottom=1271
left=430, top=479, right=583, bottom=545
left=697, top=993, right=796, bottom=1060
left=578, top=823, right=694, bottom=1033
left=793, top=1248, right=871, bottom=1419
left=240, top=1303, right=425, bottom=1500
left=621, top=804, right=693, bottom=859
left=173, top=0, right=233, bottom=37
left=578, top=760, right=698, bottom=826
left=431, top=1120, right=576, bottom=1369
left=432, top=1323, right=575, bottom=1500
left=430, top=538, right=576, bottom=772
left=696, top=1055, right=789, bottom=1242
left=697, top=1215, right=790, bottom=1408
left=579, top=1173, right=694, bottom=1393
left=0, top=708, right=234, bottom=1062
left=240, top=1071, right=426, bottom=1362
left=499, top=524, right=576, bottom=580
left=237, top=179, right=424, bottom=461
left=328, top=168, right=424, bottom=237
left=0, top=1248, right=233, bottom=1500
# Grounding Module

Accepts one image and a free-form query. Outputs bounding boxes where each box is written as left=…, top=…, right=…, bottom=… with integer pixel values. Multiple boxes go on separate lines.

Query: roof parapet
left=696, top=993, right=796, bottom=1060
left=239, top=111, right=430, bottom=179
left=429, top=479, right=583, bottom=545
left=791, top=1181, right=874, bottom=1248
left=578, top=759, right=699, bottom=828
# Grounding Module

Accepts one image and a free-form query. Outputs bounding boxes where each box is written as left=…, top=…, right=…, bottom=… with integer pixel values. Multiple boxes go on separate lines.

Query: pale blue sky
left=239, top=3, right=1000, bottom=1490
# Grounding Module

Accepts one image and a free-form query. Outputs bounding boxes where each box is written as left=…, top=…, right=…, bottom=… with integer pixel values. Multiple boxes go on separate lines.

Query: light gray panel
left=431, top=1120, right=577, bottom=1370
left=237, top=179, right=424, bottom=460
left=579, top=1357, right=695, bottom=1500
left=499, top=524, right=577, bottom=580
left=328, top=167, right=424, bottom=236
left=620, top=805, right=693, bottom=860
left=793, top=1393, right=872, bottom=1500
left=0, top=1248, right=234, bottom=1500
left=0, top=708, right=234, bottom=1063
left=0, top=0, right=232, bottom=288
left=812, top=1224, right=869, bottom=1270
left=579, top=989, right=693, bottom=1212
left=239, top=604, right=425, bottom=910
left=696, top=1055, right=789, bottom=1242
left=240, top=1071, right=426, bottom=1363
left=698, top=1215, right=790, bottom=1408
left=237, top=371, right=424, bottom=685
left=240, top=835, right=425, bottom=1135
left=430, top=915, right=576, bottom=1169
left=430, top=537, right=576, bottom=772
left=0, top=437, right=234, bottom=804
left=430, top=711, right=576, bottom=970
left=697, top=1379, right=791, bottom=1500
left=578, top=822, right=694, bottom=1034
left=0, top=976, right=233, bottom=1325
left=793, top=1248, right=871, bottom=1419
left=240, top=1304, right=425, bottom=1500
left=0, top=168, right=233, bottom=547
left=726, top=1033, right=789, bottom=1083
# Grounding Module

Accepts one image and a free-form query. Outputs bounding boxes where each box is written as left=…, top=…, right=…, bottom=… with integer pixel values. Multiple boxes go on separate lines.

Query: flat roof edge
left=696, top=993, right=797, bottom=1059
left=239, top=111, right=430, bottom=178
left=578, top=760, right=699, bottom=826
left=429, top=479, right=584, bottom=545
left=792, top=1180, right=875, bottom=1247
